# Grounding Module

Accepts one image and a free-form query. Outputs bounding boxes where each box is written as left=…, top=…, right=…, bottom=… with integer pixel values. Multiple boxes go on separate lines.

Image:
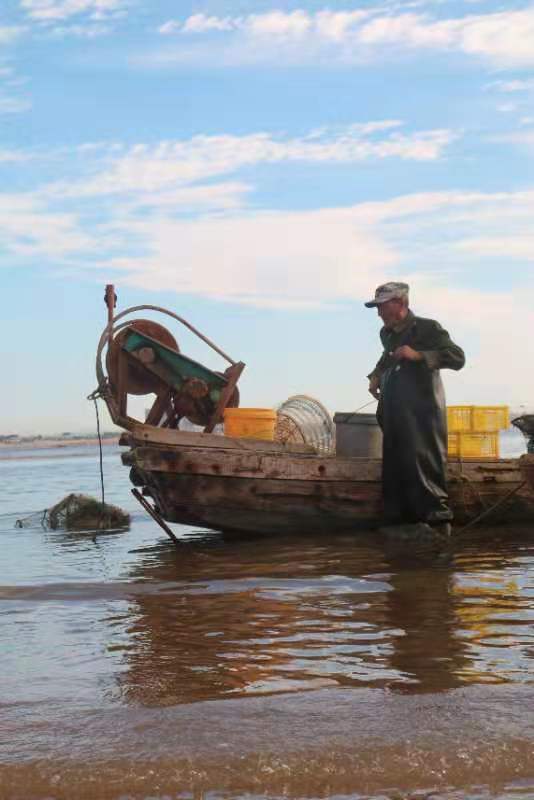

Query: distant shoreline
left=0, top=437, right=119, bottom=453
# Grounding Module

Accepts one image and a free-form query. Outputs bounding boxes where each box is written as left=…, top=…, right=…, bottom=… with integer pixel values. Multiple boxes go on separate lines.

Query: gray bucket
left=333, top=412, right=383, bottom=458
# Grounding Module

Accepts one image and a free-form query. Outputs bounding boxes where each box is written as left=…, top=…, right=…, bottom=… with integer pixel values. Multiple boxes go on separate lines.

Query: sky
left=1, top=0, right=534, bottom=434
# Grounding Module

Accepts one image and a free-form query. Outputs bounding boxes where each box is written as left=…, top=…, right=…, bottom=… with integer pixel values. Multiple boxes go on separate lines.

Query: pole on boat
left=104, top=284, right=116, bottom=350
left=131, top=488, right=181, bottom=546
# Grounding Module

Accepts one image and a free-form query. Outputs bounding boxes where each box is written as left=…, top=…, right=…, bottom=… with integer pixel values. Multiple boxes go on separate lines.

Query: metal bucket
left=333, top=412, right=382, bottom=458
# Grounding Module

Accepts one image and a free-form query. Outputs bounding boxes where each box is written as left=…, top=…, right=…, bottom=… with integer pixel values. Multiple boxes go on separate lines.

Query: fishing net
left=15, top=494, right=130, bottom=531
left=275, top=413, right=307, bottom=447
left=275, top=395, right=335, bottom=455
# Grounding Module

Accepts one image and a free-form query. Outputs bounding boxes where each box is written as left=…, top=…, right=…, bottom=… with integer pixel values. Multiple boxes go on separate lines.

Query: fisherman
left=365, top=282, right=465, bottom=534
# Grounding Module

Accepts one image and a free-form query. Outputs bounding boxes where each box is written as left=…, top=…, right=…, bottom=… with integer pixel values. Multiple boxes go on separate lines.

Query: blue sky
left=1, top=0, right=534, bottom=434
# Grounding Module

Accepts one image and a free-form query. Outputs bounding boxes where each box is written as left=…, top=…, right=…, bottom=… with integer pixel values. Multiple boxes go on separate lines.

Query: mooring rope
left=91, top=396, right=105, bottom=507
left=0, top=509, right=42, bottom=519
left=353, top=398, right=378, bottom=413
left=456, top=480, right=527, bottom=534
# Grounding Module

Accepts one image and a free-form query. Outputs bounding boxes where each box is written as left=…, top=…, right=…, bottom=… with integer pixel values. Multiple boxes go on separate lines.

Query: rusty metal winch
left=94, top=285, right=245, bottom=433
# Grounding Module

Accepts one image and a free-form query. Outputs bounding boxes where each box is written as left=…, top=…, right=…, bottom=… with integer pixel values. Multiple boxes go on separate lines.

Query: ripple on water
left=1, top=449, right=534, bottom=797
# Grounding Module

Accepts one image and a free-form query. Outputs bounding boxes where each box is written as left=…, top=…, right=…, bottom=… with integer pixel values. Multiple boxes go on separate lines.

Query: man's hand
left=391, top=345, right=423, bottom=362
left=368, top=375, right=381, bottom=399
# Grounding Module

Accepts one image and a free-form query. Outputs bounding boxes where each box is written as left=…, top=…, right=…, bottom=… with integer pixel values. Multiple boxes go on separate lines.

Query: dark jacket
left=369, top=311, right=465, bottom=524
left=369, top=311, right=466, bottom=380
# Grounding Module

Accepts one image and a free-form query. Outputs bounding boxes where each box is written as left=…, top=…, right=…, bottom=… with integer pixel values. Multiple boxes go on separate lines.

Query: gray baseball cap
left=364, top=281, right=409, bottom=308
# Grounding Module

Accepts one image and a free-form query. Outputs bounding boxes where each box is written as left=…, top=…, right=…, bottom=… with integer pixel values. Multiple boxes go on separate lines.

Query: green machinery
left=95, top=285, right=245, bottom=432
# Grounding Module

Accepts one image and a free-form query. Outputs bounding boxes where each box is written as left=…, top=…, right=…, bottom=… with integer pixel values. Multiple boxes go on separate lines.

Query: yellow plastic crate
left=471, top=406, right=509, bottom=432
left=447, top=406, right=472, bottom=433
left=447, top=405, right=509, bottom=433
left=447, top=432, right=499, bottom=460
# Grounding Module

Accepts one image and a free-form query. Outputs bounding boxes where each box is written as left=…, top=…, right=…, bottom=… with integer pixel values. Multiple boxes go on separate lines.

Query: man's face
left=377, top=298, right=404, bottom=327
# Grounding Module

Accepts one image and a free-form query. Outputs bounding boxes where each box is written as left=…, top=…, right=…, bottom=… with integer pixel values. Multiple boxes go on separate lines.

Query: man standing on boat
left=365, top=282, right=465, bottom=534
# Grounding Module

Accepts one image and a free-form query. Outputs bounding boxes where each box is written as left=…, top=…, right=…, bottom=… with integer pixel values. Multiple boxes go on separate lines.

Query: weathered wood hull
left=520, top=454, right=534, bottom=493
left=121, top=424, right=534, bottom=535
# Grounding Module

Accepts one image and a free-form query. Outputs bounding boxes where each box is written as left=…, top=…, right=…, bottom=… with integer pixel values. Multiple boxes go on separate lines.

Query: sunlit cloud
left=3, top=159, right=534, bottom=402
left=19, top=0, right=127, bottom=22
left=487, top=78, right=534, bottom=92
left=155, top=6, right=534, bottom=68
left=0, top=194, right=95, bottom=257
left=46, top=124, right=456, bottom=202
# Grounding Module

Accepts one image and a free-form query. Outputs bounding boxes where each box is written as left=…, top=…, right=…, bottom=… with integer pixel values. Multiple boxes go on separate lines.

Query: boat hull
left=122, top=426, right=534, bottom=535
left=131, top=471, right=382, bottom=534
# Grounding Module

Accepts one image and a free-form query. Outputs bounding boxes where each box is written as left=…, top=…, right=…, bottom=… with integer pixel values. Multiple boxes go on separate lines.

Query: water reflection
left=4, top=449, right=534, bottom=798
left=115, top=530, right=534, bottom=705
left=382, top=544, right=469, bottom=692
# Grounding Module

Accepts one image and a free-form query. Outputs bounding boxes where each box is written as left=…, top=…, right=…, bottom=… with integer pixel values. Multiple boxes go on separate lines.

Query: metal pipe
left=112, top=305, right=236, bottom=365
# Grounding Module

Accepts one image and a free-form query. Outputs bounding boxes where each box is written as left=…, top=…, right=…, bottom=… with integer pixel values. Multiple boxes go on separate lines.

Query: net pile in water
left=16, top=494, right=130, bottom=531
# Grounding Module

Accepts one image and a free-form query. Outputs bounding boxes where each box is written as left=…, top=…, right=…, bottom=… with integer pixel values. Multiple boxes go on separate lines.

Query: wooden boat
left=118, top=422, right=534, bottom=534
left=94, top=286, right=534, bottom=537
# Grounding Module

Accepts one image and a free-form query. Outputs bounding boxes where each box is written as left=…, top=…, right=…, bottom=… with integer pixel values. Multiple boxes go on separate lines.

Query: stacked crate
left=447, top=406, right=509, bottom=460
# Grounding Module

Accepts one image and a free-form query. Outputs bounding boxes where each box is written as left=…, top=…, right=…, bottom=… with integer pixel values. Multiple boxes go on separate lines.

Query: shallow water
left=1, top=444, right=533, bottom=799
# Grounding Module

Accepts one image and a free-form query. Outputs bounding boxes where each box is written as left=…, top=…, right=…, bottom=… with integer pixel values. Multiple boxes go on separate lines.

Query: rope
left=459, top=471, right=488, bottom=512
left=13, top=509, right=49, bottom=528
left=92, top=397, right=105, bottom=507
left=354, top=398, right=378, bottom=413
left=0, top=509, right=42, bottom=519
left=455, top=480, right=527, bottom=534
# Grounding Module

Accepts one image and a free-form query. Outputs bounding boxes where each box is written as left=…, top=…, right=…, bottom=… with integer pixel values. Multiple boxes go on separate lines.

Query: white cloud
left=105, top=209, right=396, bottom=308
left=496, top=103, right=518, bottom=114
left=101, top=187, right=534, bottom=404
left=359, top=6, right=534, bottom=67
left=51, top=124, right=456, bottom=200
left=246, top=10, right=313, bottom=38
left=20, top=0, right=126, bottom=22
left=358, top=12, right=455, bottom=47
left=173, top=189, right=533, bottom=308
left=3, top=146, right=532, bottom=309
left=488, top=78, right=534, bottom=93
left=0, top=148, right=32, bottom=161
left=156, top=6, right=534, bottom=68
left=0, top=194, right=95, bottom=256
left=314, top=10, right=371, bottom=41
left=158, top=20, right=181, bottom=35
left=183, top=14, right=237, bottom=34
left=122, top=181, right=253, bottom=213
left=0, top=26, right=25, bottom=43
left=400, top=280, right=534, bottom=407
left=4, top=173, right=534, bottom=401
left=458, top=235, right=534, bottom=259
left=28, top=180, right=534, bottom=312
left=49, top=23, right=111, bottom=36
left=161, top=9, right=372, bottom=39
left=0, top=42, right=29, bottom=113
left=457, top=7, right=534, bottom=67
left=492, top=129, right=534, bottom=149
left=0, top=95, right=31, bottom=113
